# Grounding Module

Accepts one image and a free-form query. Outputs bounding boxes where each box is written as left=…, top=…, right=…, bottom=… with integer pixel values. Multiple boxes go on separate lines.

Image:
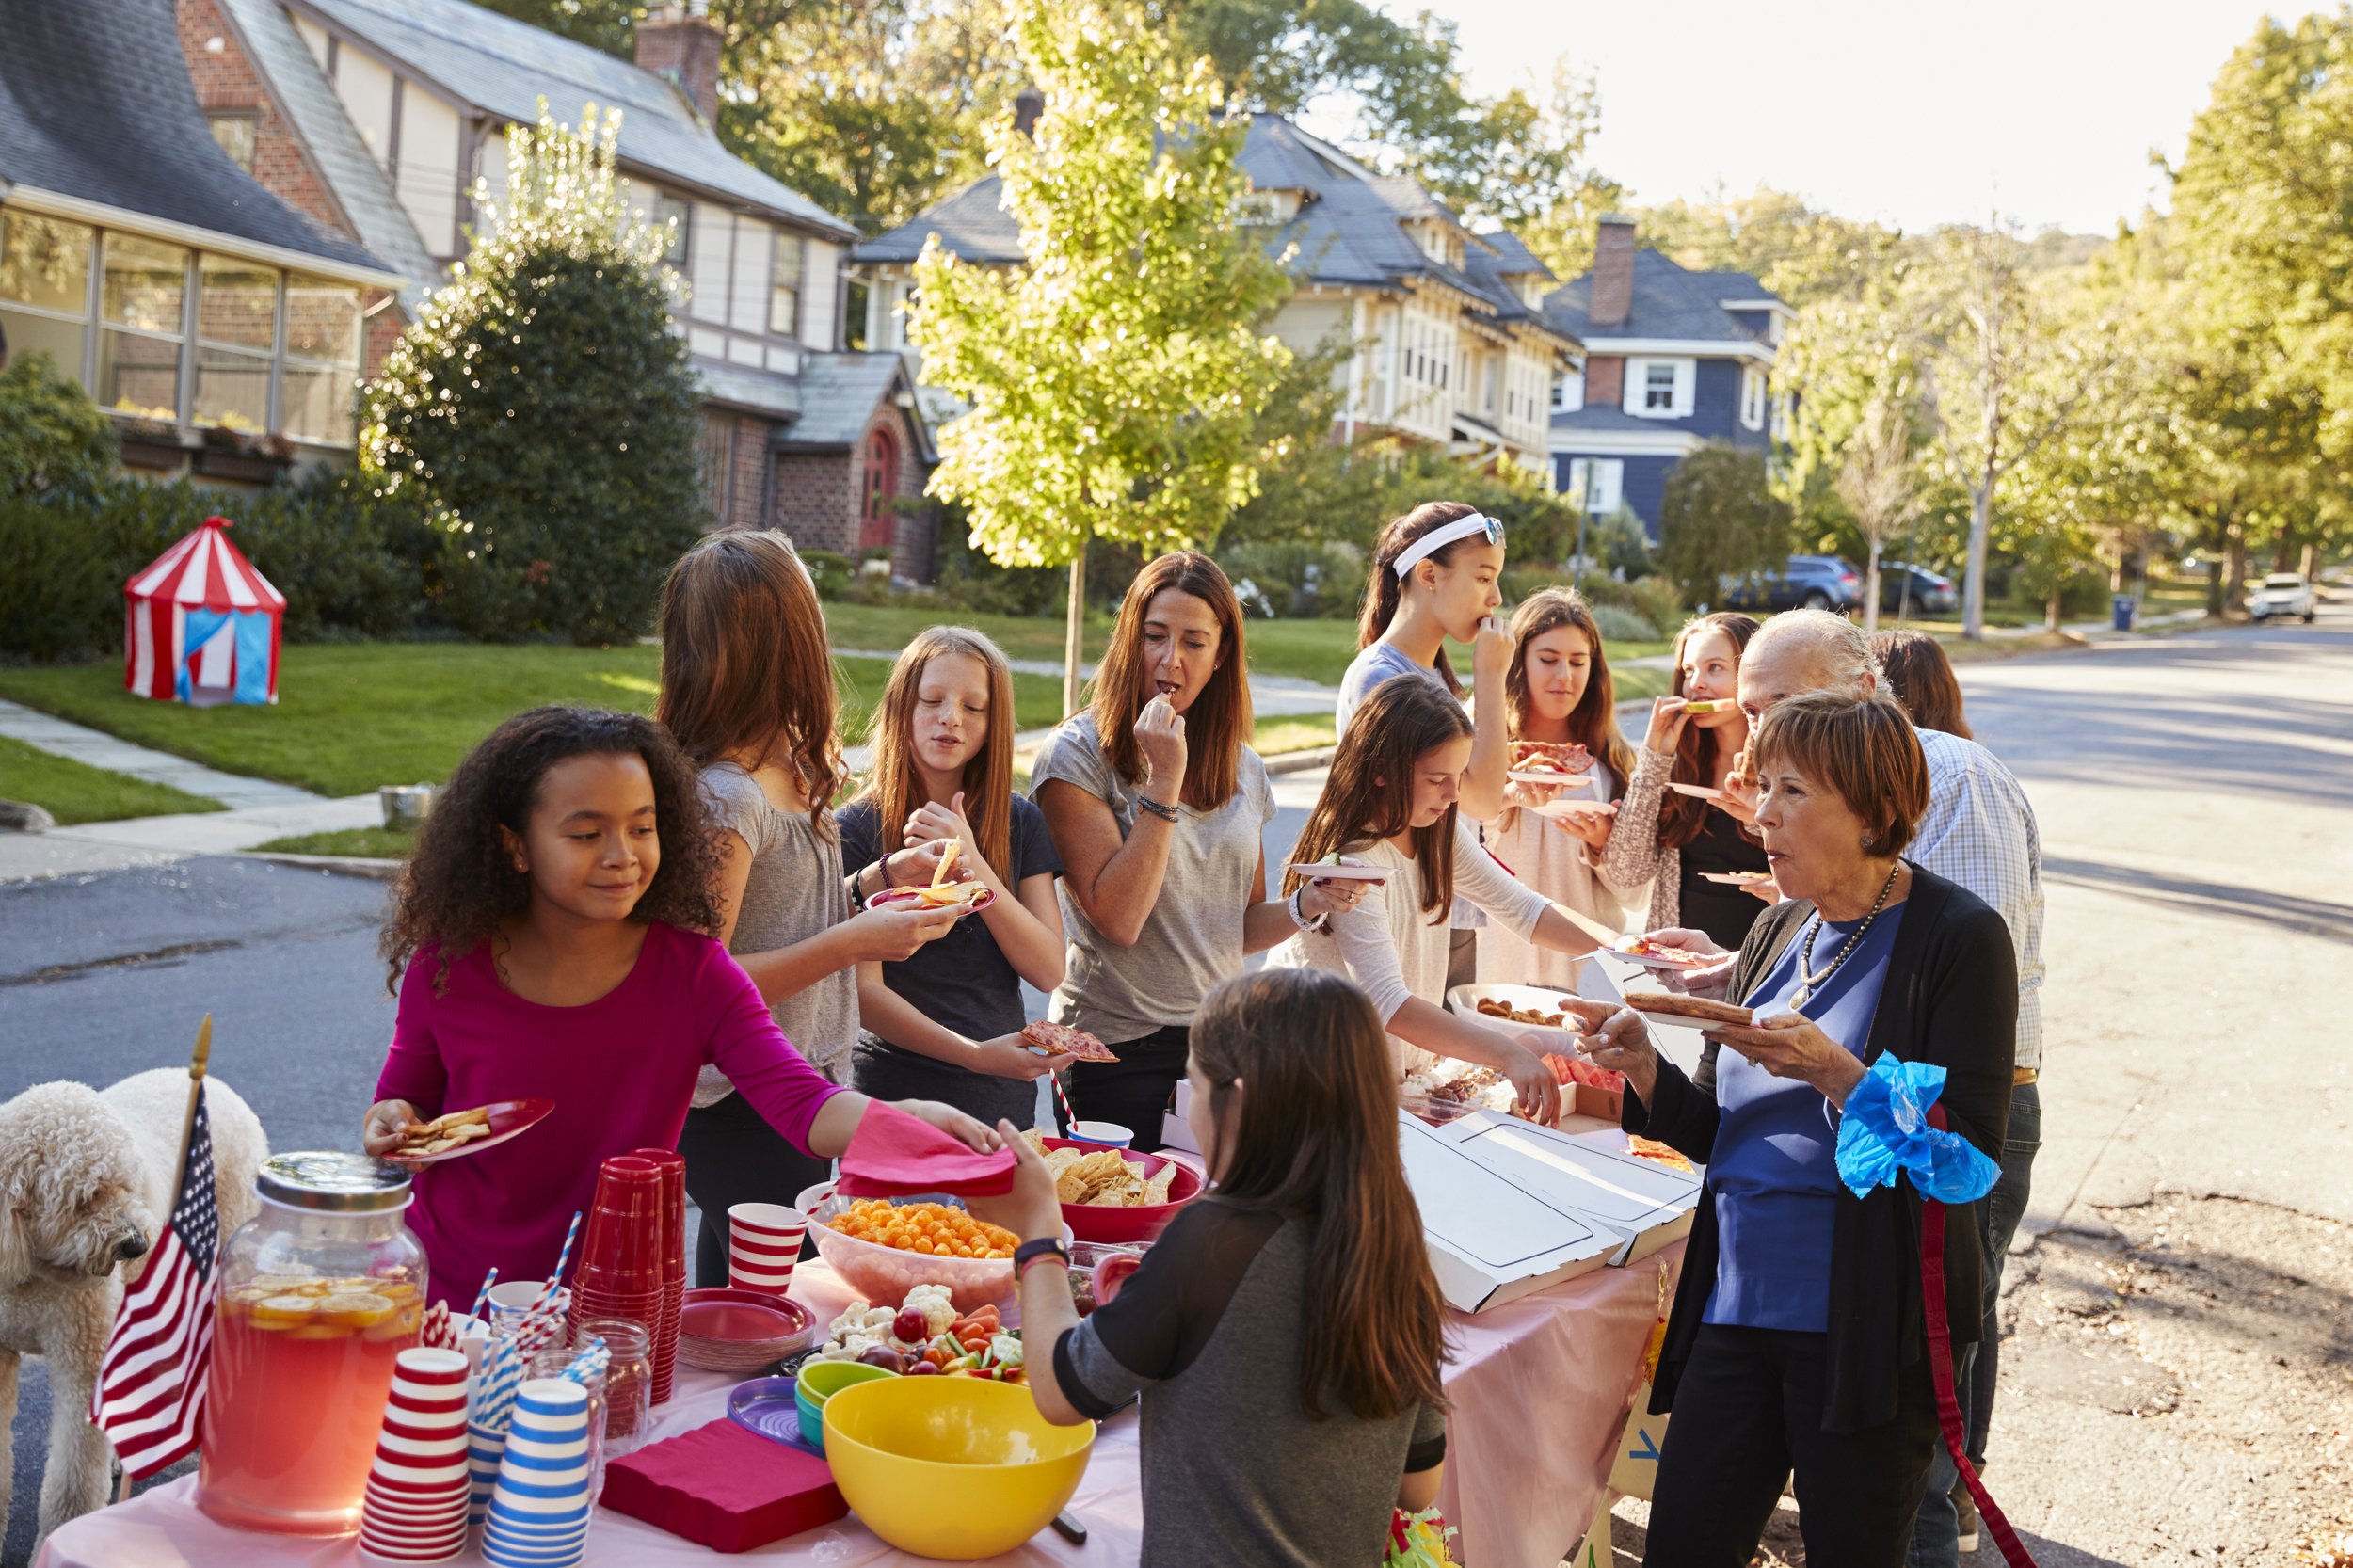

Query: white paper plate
left=1531, top=798, right=1617, bottom=822
left=863, top=883, right=996, bottom=917
left=1664, top=782, right=1729, bottom=802
left=1507, top=769, right=1594, bottom=788
left=1598, top=940, right=1721, bottom=972
left=1284, top=862, right=1389, bottom=882
left=1700, top=871, right=1773, bottom=886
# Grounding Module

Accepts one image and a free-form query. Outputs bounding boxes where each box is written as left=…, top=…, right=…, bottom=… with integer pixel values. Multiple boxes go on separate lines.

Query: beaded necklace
left=1792, top=863, right=1901, bottom=1009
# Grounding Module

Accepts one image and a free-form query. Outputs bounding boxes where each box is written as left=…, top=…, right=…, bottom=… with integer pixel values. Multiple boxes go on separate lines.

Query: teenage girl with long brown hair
left=1478, top=587, right=1638, bottom=987
left=977, top=968, right=1461, bottom=1564
left=1596, top=610, right=1773, bottom=949
left=656, top=530, right=960, bottom=1286
left=1031, top=552, right=1348, bottom=1148
left=1268, top=678, right=1610, bottom=1124
left=840, top=628, right=1073, bottom=1128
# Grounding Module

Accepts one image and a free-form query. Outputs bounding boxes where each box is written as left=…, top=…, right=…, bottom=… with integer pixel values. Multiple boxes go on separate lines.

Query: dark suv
left=1721, top=554, right=1864, bottom=613
left=1879, top=562, right=1959, bottom=616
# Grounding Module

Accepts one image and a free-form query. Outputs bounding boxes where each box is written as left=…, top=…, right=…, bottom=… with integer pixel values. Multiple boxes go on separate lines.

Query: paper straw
left=469, top=1266, right=500, bottom=1328
left=420, top=1300, right=453, bottom=1351
left=560, top=1337, right=609, bottom=1387
left=1051, top=1070, right=1077, bottom=1133
left=531, top=1213, right=582, bottom=1313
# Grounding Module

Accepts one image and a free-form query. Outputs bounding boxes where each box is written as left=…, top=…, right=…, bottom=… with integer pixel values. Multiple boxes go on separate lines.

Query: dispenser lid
left=255, top=1152, right=413, bottom=1213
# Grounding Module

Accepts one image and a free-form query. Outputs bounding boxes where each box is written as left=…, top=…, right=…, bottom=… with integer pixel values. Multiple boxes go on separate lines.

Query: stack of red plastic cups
left=627, top=1146, right=686, bottom=1404
left=358, top=1347, right=472, bottom=1564
left=567, top=1156, right=664, bottom=1382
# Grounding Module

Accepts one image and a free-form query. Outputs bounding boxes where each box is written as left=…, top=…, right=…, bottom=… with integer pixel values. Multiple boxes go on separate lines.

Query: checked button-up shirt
left=1912, top=726, right=2046, bottom=1072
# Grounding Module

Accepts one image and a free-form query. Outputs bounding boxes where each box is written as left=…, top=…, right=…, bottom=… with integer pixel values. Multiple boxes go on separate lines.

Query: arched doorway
left=859, top=424, right=900, bottom=553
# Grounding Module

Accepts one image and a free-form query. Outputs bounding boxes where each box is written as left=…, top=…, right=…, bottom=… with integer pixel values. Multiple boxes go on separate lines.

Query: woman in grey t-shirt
left=1031, top=553, right=1343, bottom=1149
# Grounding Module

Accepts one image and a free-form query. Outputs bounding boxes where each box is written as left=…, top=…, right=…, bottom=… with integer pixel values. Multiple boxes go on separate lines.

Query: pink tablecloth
left=40, top=1248, right=1680, bottom=1568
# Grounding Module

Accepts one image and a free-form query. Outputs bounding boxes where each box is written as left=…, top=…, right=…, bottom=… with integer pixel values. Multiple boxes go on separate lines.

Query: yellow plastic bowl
left=823, top=1375, right=1096, bottom=1559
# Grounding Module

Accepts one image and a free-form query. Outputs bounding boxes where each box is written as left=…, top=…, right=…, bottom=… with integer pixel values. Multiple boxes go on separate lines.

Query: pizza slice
left=1022, top=1020, right=1120, bottom=1063
left=1509, top=739, right=1594, bottom=775
left=1622, top=992, right=1754, bottom=1027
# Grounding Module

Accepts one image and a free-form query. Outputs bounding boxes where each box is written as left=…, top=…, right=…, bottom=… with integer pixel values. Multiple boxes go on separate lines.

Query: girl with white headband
left=1338, top=502, right=1513, bottom=993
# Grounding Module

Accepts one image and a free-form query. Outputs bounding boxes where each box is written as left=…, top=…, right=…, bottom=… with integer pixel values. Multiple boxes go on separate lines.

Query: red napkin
left=600, top=1418, right=844, bottom=1552
left=833, top=1101, right=1016, bottom=1199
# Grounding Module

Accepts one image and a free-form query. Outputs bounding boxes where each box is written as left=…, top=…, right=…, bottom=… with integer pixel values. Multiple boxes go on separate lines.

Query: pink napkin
left=833, top=1101, right=1016, bottom=1199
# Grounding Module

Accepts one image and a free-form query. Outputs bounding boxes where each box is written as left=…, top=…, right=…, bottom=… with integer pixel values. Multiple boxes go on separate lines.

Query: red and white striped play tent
left=123, top=516, right=285, bottom=705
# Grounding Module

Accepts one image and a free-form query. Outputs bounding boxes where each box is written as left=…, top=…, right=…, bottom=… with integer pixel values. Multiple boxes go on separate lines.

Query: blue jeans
left=1906, top=1081, right=2041, bottom=1564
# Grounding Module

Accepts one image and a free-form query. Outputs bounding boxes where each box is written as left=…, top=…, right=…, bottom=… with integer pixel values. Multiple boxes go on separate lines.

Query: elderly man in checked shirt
left=1701, top=608, right=2041, bottom=1567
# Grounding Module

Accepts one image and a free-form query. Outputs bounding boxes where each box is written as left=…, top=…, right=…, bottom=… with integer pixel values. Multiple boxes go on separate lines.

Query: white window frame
left=1567, top=456, right=1624, bottom=516
left=1740, top=366, right=1767, bottom=431
left=1624, top=356, right=1695, bottom=420
left=1554, top=367, right=1584, bottom=412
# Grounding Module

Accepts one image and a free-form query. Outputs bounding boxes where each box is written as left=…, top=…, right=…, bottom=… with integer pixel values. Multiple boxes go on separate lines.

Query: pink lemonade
left=197, top=1274, right=424, bottom=1534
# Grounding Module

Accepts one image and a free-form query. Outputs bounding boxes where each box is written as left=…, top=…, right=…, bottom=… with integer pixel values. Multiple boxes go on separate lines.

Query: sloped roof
left=293, top=0, right=856, bottom=239
left=856, top=113, right=1572, bottom=347
left=216, top=0, right=440, bottom=306
left=0, top=0, right=384, bottom=275
left=696, top=357, right=801, bottom=423
left=1543, top=249, right=1779, bottom=344
left=777, top=352, right=933, bottom=457
left=1476, top=230, right=1554, bottom=279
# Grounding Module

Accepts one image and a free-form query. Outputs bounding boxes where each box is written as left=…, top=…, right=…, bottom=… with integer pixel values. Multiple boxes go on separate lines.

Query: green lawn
left=0, top=645, right=1067, bottom=800
left=822, top=600, right=1672, bottom=688
left=0, top=734, right=225, bottom=824
left=253, top=824, right=417, bottom=858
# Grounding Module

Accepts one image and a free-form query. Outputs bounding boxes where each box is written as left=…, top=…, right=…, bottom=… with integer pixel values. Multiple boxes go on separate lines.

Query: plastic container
left=2112, top=594, right=2137, bottom=632
left=1035, top=1137, right=1202, bottom=1244
left=199, top=1152, right=427, bottom=1537
left=805, top=1194, right=1024, bottom=1314
left=823, top=1376, right=1094, bottom=1558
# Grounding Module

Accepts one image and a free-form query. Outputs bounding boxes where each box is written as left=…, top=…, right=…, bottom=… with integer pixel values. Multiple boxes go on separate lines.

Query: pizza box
left=1397, top=1112, right=1625, bottom=1314
left=1158, top=1112, right=1201, bottom=1156
left=1427, top=1112, right=1702, bottom=1266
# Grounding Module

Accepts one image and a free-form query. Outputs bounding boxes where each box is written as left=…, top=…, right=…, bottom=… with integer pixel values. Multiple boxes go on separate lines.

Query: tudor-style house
left=853, top=112, right=1579, bottom=481
left=1545, top=214, right=1792, bottom=538
left=165, top=0, right=939, bottom=573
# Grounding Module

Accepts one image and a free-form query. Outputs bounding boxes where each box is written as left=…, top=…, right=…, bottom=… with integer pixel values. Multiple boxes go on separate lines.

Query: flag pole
left=113, top=1016, right=212, bottom=1505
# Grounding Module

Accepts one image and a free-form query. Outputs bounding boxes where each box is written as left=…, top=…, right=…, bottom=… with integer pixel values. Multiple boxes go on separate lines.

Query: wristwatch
left=1014, top=1236, right=1072, bottom=1277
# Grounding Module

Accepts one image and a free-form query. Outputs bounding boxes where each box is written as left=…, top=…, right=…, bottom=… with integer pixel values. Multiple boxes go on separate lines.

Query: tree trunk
left=1063, top=540, right=1089, bottom=720
left=2046, top=581, right=2062, bottom=633
left=1961, top=485, right=1993, bottom=639
left=2225, top=526, right=2249, bottom=615
left=2301, top=540, right=2319, bottom=579
left=2205, top=552, right=2224, bottom=617
left=1861, top=538, right=1882, bottom=635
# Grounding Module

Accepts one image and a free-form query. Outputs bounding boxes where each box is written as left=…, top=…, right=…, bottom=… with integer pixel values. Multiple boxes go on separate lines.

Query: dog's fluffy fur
left=0, top=1071, right=264, bottom=1545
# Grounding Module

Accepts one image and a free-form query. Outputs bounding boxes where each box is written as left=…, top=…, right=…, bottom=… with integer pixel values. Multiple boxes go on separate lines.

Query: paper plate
left=383, top=1099, right=555, bottom=1167
left=1664, top=782, right=1730, bottom=802
left=1506, top=769, right=1594, bottom=788
left=1600, top=940, right=1720, bottom=971
left=1283, top=861, right=1389, bottom=882
left=1700, top=871, right=1773, bottom=887
left=1530, top=798, right=1617, bottom=822
left=864, top=883, right=996, bottom=918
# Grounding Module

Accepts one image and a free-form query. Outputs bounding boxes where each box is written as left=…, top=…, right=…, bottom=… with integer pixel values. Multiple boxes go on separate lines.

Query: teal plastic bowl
left=793, top=1361, right=898, bottom=1454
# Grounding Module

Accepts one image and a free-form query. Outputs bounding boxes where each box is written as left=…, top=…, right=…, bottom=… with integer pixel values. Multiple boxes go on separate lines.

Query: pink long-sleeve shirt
left=376, top=921, right=847, bottom=1307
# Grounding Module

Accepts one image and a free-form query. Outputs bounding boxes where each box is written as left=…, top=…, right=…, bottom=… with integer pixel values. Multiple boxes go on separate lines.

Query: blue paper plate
left=728, top=1376, right=826, bottom=1458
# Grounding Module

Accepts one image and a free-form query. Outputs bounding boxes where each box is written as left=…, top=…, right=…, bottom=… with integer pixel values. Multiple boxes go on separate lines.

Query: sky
left=1386, top=0, right=2277, bottom=235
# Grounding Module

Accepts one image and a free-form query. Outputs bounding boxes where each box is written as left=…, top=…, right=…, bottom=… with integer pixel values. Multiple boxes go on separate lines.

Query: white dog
left=0, top=1070, right=264, bottom=1545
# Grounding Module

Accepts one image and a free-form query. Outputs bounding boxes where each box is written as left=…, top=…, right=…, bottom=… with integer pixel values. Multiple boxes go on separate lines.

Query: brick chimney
left=1589, top=213, right=1636, bottom=330
left=636, top=2, right=721, bottom=128
left=1013, top=88, right=1043, bottom=138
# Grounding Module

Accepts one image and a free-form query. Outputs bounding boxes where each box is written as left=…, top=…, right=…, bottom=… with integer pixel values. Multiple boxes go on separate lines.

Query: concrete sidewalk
left=1, top=793, right=379, bottom=884
left=0, top=697, right=316, bottom=810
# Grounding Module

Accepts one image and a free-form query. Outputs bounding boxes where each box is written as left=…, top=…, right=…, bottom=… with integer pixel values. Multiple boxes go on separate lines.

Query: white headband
left=1391, top=514, right=1501, bottom=578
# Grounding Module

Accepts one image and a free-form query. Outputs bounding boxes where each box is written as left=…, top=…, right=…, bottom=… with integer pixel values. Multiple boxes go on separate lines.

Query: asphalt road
left=2, top=602, right=2346, bottom=1564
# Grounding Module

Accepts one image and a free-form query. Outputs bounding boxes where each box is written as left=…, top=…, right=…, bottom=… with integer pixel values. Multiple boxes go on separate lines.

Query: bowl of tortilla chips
left=1021, top=1131, right=1200, bottom=1244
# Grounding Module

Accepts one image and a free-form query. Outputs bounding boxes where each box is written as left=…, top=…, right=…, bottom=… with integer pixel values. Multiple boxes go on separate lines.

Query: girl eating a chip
left=840, top=629, right=1075, bottom=1128
left=1477, top=587, right=1637, bottom=988
left=655, top=531, right=961, bottom=1286
left=1267, top=678, right=1613, bottom=1125
left=360, top=705, right=994, bottom=1309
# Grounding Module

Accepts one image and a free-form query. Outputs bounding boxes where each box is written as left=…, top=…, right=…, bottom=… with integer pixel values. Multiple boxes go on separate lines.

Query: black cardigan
left=1625, top=863, right=2016, bottom=1433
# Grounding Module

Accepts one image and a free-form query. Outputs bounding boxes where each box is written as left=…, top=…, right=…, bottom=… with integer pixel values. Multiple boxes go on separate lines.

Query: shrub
left=1217, top=541, right=1366, bottom=619
left=1586, top=603, right=1660, bottom=642
left=358, top=109, right=706, bottom=646
left=1629, top=575, right=1687, bottom=633
left=0, top=351, right=119, bottom=502
left=1657, top=445, right=1792, bottom=612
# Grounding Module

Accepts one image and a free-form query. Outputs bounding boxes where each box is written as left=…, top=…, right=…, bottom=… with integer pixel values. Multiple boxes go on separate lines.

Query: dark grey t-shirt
left=1056, top=1202, right=1448, bottom=1566
left=837, top=793, right=1063, bottom=1041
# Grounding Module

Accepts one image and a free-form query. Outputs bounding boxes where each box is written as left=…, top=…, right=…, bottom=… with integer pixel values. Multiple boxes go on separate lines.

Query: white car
left=2247, top=572, right=2317, bottom=622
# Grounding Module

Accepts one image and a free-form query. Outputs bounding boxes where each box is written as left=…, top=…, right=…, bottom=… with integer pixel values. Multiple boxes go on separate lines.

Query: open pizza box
left=1430, top=1112, right=1703, bottom=1267
left=1398, top=1113, right=1631, bottom=1313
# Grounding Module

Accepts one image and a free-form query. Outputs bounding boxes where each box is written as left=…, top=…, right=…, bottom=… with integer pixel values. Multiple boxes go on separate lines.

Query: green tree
left=1656, top=444, right=1790, bottom=612
left=0, top=351, right=119, bottom=502
left=358, top=106, right=706, bottom=646
left=909, top=0, right=1295, bottom=710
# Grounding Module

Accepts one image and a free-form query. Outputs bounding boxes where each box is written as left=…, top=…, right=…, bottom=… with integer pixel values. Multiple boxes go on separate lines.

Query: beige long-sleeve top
left=1595, top=745, right=1679, bottom=931
left=1477, top=758, right=1631, bottom=988
left=1264, top=820, right=1550, bottom=1075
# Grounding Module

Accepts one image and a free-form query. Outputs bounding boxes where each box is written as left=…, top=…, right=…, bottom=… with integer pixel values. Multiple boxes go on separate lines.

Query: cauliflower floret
left=903, top=1284, right=956, bottom=1336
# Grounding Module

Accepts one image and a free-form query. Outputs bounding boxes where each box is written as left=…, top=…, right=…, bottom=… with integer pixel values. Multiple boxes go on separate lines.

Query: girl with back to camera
left=840, top=628, right=1073, bottom=1128
left=361, top=706, right=993, bottom=1307
left=975, top=967, right=1459, bottom=1566
left=656, top=531, right=960, bottom=1286
left=1477, top=587, right=1638, bottom=987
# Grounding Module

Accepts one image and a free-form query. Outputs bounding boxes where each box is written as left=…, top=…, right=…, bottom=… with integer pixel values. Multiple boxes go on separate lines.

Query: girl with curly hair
left=656, top=530, right=963, bottom=1285
left=362, top=706, right=995, bottom=1308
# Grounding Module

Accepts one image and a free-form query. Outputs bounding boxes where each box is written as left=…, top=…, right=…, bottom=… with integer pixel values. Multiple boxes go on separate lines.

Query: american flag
left=91, top=1088, right=222, bottom=1480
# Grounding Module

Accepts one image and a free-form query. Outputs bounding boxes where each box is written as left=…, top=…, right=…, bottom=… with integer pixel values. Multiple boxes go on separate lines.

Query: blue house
left=1544, top=216, right=1791, bottom=540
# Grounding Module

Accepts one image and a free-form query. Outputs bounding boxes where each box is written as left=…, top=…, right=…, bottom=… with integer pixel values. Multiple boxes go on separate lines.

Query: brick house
left=170, top=0, right=941, bottom=575
left=853, top=112, right=1579, bottom=482
left=0, top=0, right=399, bottom=485
left=1545, top=214, right=1792, bottom=539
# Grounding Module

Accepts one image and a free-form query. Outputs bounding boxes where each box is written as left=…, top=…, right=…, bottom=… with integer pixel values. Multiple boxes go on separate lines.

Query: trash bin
left=2111, top=595, right=2138, bottom=632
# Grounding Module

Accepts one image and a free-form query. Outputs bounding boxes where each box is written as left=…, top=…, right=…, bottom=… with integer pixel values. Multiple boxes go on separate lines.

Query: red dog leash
left=1921, top=1106, right=2038, bottom=1567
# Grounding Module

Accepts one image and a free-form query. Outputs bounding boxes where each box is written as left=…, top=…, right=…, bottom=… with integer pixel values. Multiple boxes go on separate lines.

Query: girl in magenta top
left=361, top=706, right=997, bottom=1308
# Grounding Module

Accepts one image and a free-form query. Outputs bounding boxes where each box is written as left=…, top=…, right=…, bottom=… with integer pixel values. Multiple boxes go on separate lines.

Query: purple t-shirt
left=377, top=921, right=846, bottom=1306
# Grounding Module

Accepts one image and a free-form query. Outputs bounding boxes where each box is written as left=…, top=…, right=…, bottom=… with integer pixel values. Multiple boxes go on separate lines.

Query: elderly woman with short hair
left=1582, top=691, right=2015, bottom=1568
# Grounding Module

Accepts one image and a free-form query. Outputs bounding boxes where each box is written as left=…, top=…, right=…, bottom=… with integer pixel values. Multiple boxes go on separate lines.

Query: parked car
left=2247, top=573, right=2317, bottom=622
left=1878, top=562, right=1960, bottom=616
left=1721, top=554, right=1864, bottom=613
